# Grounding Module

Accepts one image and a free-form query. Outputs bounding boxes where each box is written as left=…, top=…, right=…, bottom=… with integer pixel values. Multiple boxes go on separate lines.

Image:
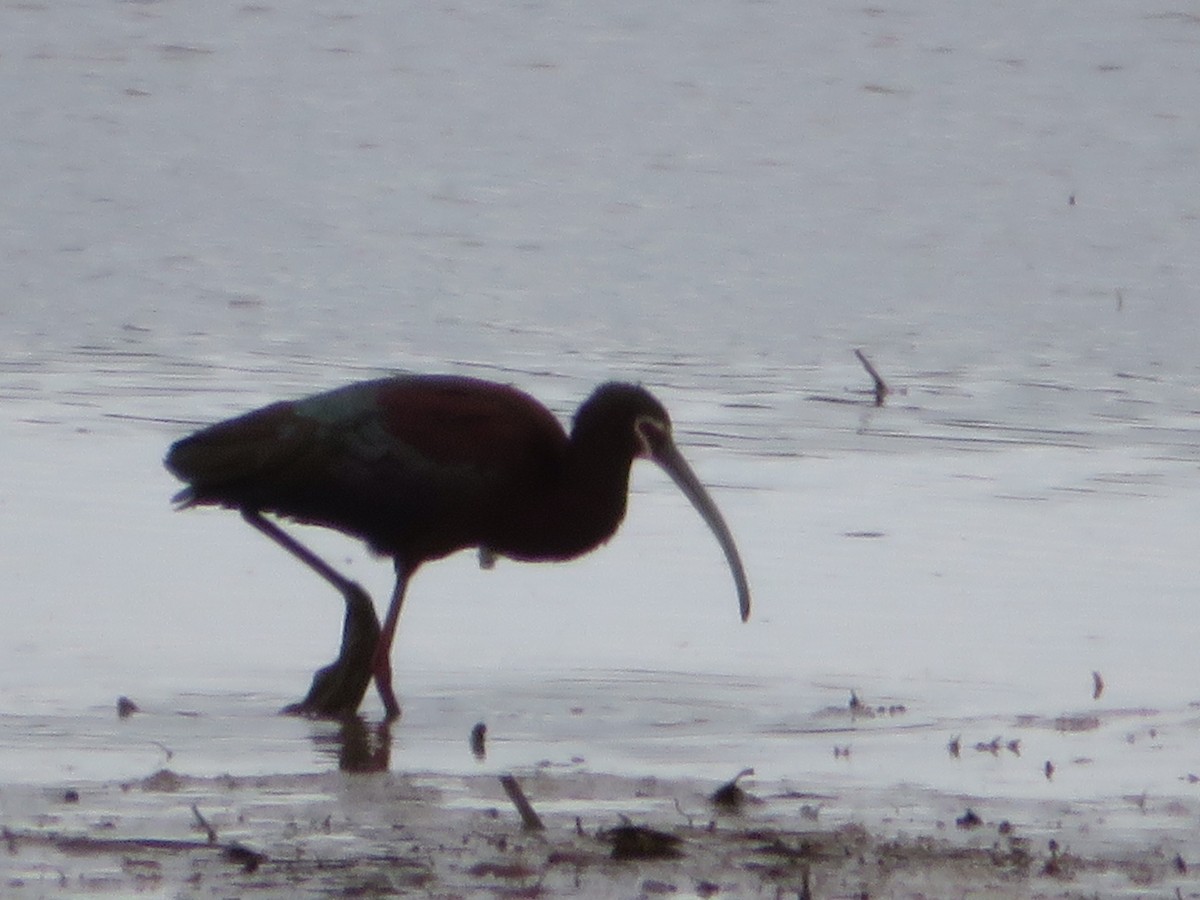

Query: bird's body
left=171, top=376, right=631, bottom=564
left=167, top=375, right=750, bottom=720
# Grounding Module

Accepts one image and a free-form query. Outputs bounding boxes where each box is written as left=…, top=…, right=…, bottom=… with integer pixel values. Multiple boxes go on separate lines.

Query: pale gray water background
left=2, top=0, right=1200, bottom=840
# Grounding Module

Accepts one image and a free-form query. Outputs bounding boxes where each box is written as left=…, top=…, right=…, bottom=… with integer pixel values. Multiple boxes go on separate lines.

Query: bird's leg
left=241, top=510, right=380, bottom=719
left=242, top=509, right=360, bottom=594
left=370, top=560, right=411, bottom=722
left=286, top=583, right=380, bottom=719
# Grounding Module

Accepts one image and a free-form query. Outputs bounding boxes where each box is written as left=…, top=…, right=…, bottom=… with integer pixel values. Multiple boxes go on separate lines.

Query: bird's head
left=576, top=383, right=751, bottom=622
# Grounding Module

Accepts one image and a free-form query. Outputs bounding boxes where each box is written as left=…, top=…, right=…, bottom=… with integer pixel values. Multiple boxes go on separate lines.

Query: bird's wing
left=167, top=377, right=569, bottom=553
left=364, top=376, right=567, bottom=476
left=166, top=399, right=318, bottom=503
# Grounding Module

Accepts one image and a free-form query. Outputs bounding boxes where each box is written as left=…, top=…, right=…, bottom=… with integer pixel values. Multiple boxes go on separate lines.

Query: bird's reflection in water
left=310, top=716, right=392, bottom=773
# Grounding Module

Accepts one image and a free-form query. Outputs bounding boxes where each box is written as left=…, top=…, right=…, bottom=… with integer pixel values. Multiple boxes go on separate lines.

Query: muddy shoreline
left=4, top=763, right=1196, bottom=898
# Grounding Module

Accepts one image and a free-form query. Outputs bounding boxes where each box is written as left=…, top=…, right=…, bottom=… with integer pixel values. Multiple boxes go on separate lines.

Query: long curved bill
left=652, top=441, right=751, bottom=622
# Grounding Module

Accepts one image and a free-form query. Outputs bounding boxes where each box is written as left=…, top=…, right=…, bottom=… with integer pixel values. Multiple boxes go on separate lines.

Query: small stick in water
left=1092, top=670, right=1105, bottom=700
left=499, top=774, right=544, bottom=831
left=191, top=804, right=218, bottom=844
left=854, top=349, right=890, bottom=406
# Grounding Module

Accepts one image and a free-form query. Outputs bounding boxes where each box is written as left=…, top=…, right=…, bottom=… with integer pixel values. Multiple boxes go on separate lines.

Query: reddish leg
left=371, top=560, right=412, bottom=722
left=241, top=510, right=380, bottom=718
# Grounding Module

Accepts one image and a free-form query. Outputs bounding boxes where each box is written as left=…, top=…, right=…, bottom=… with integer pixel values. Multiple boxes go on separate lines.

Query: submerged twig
left=800, top=864, right=813, bottom=900
left=1, top=829, right=264, bottom=872
left=499, top=774, right=544, bottom=831
left=854, top=348, right=890, bottom=406
left=804, top=348, right=898, bottom=406
left=191, top=804, right=218, bottom=844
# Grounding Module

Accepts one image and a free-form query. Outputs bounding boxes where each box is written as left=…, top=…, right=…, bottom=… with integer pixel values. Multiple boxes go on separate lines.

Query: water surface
left=2, top=0, right=1199, bottom=845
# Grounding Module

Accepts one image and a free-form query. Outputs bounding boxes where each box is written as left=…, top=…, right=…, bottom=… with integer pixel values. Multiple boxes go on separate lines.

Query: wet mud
left=4, top=763, right=1197, bottom=898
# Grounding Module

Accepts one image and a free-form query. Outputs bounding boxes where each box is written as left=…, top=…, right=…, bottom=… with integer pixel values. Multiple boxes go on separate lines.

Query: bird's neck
left=562, top=436, right=636, bottom=545
left=492, top=435, right=635, bottom=563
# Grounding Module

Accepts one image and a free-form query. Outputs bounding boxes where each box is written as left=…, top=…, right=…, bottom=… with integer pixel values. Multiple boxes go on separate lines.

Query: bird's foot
left=374, top=672, right=402, bottom=723
left=281, top=582, right=381, bottom=720
left=371, top=645, right=403, bottom=722
left=283, top=660, right=372, bottom=719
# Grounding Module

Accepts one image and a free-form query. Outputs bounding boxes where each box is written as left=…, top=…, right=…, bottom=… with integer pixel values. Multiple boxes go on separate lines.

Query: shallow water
left=2, top=0, right=1200, bottom=871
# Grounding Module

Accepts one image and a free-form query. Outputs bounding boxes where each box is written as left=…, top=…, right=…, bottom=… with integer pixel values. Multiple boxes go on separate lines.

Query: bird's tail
left=164, top=401, right=302, bottom=505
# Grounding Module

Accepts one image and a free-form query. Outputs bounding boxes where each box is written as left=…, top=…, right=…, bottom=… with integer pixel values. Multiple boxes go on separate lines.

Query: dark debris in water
left=134, top=768, right=185, bottom=792
left=5, top=769, right=1199, bottom=898
left=222, top=842, right=265, bottom=873
left=116, top=696, right=139, bottom=719
left=470, top=721, right=488, bottom=760
left=602, top=823, right=684, bottom=860
left=848, top=689, right=908, bottom=719
left=956, top=808, right=984, bottom=829
left=710, top=767, right=761, bottom=814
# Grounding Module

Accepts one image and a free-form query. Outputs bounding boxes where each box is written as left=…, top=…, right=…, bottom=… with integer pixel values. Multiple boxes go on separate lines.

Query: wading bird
left=166, top=375, right=750, bottom=720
